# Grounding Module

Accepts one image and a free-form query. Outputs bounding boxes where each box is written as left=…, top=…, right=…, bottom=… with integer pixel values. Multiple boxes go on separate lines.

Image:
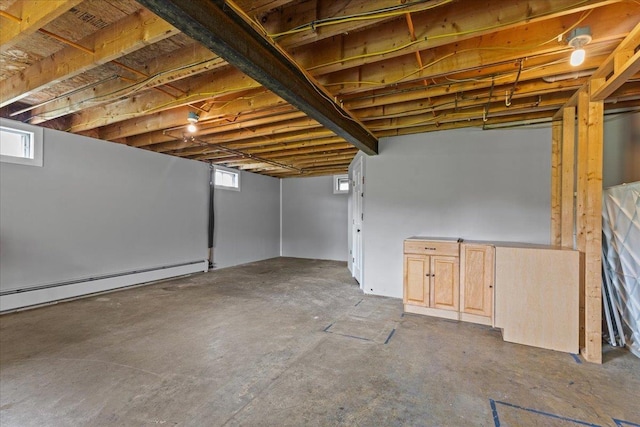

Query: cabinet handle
left=425, top=247, right=436, bottom=250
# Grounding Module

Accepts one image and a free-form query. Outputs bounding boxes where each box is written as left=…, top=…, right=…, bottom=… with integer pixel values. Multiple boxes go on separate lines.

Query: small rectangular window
left=333, top=174, right=349, bottom=194
left=0, top=119, right=43, bottom=167
left=215, top=167, right=240, bottom=191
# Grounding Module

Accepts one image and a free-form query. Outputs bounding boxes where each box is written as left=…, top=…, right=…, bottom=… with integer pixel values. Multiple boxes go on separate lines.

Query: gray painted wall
left=361, top=126, right=551, bottom=298
left=603, top=112, right=640, bottom=188
left=282, top=176, right=348, bottom=261
left=0, top=119, right=209, bottom=292
left=213, top=170, right=280, bottom=268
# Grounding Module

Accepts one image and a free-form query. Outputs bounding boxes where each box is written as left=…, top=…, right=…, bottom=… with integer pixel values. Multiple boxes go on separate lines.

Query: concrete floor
left=0, top=258, right=638, bottom=427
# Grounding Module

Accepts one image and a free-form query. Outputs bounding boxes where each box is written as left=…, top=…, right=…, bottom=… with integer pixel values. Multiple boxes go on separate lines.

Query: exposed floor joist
left=0, top=0, right=84, bottom=52
left=136, top=0, right=378, bottom=155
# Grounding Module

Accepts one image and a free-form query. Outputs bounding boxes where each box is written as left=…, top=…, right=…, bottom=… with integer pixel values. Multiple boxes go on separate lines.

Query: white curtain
left=602, top=182, right=640, bottom=358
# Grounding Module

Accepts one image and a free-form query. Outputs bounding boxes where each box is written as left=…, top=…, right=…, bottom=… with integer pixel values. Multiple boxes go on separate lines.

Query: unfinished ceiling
left=1, top=0, right=639, bottom=177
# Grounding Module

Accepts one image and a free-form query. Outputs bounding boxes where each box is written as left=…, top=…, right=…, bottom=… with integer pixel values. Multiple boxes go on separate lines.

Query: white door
left=352, top=156, right=363, bottom=286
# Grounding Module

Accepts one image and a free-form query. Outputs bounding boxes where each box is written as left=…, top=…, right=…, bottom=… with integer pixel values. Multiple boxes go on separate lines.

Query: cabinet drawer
left=404, top=240, right=459, bottom=256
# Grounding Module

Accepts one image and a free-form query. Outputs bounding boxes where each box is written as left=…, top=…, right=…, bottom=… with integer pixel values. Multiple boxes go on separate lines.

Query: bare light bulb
left=570, top=48, right=586, bottom=66
left=187, top=123, right=197, bottom=133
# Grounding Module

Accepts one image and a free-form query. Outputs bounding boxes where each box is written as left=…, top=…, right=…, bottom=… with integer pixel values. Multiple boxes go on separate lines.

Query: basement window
left=0, top=122, right=43, bottom=167
left=333, top=174, right=349, bottom=194
left=215, top=167, right=240, bottom=191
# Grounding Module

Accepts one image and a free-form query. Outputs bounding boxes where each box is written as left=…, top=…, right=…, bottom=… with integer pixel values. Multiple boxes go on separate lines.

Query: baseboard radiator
left=0, top=260, right=208, bottom=313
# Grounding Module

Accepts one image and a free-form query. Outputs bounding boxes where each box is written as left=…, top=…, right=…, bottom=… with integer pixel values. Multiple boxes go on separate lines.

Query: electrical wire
left=265, top=0, right=453, bottom=38
left=46, top=0, right=613, bottom=134
left=32, top=56, right=227, bottom=121
left=302, top=0, right=602, bottom=73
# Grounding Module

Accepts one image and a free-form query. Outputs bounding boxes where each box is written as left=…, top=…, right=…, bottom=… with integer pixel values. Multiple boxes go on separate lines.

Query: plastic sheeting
left=602, top=182, right=640, bottom=358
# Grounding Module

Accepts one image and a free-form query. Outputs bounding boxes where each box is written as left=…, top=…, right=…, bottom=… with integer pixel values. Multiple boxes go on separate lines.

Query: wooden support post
left=576, top=89, right=589, bottom=351
left=561, top=107, right=576, bottom=248
left=583, top=80, right=604, bottom=364
left=576, top=90, right=589, bottom=253
left=551, top=120, right=562, bottom=246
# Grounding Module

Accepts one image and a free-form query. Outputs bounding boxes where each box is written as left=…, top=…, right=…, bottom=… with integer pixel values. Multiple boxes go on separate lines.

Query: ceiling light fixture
left=567, top=27, right=592, bottom=67
left=187, top=111, right=199, bottom=133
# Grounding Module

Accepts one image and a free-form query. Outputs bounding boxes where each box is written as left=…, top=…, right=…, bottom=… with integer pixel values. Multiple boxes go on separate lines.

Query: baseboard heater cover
left=0, top=260, right=208, bottom=312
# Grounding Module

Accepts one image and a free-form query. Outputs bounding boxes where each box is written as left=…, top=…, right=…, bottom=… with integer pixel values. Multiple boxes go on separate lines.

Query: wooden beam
left=551, top=120, right=562, bottom=245
left=234, top=0, right=295, bottom=18
left=58, top=5, right=628, bottom=135
left=554, top=21, right=640, bottom=115
left=107, top=103, right=299, bottom=143
left=30, top=44, right=226, bottom=124
left=47, top=2, right=630, bottom=134
left=591, top=50, right=640, bottom=101
left=575, top=90, right=589, bottom=253
left=136, top=0, right=378, bottom=155
left=591, top=22, right=640, bottom=101
left=363, top=93, right=570, bottom=131
left=344, top=74, right=590, bottom=112
left=66, top=68, right=265, bottom=134
left=286, top=0, right=627, bottom=76
left=149, top=116, right=325, bottom=151
left=0, top=0, right=84, bottom=52
left=313, top=6, right=633, bottom=85
left=259, top=0, right=452, bottom=49
left=576, top=88, right=589, bottom=353
left=561, top=107, right=576, bottom=248
left=0, top=8, right=179, bottom=107
left=66, top=45, right=599, bottom=137
left=583, top=80, right=604, bottom=364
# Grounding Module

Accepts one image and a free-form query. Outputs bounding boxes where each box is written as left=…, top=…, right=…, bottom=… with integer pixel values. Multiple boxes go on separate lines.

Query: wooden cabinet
left=403, top=238, right=460, bottom=320
left=403, top=237, right=580, bottom=354
left=403, top=238, right=493, bottom=325
left=459, top=243, right=494, bottom=325
left=404, top=254, right=459, bottom=310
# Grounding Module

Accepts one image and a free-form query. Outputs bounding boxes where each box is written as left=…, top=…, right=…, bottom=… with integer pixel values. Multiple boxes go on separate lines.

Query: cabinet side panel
left=494, top=247, right=579, bottom=353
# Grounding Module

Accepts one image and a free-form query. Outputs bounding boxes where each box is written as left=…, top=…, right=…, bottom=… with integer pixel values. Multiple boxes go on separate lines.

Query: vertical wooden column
left=576, top=89, right=589, bottom=352
left=583, top=80, right=604, bottom=363
left=576, top=89, right=589, bottom=253
left=551, top=120, right=562, bottom=245
left=561, top=107, right=576, bottom=248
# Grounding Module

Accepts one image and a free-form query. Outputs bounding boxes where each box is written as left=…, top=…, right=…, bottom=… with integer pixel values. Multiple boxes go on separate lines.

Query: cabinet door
left=404, top=254, right=429, bottom=306
left=460, top=244, right=494, bottom=318
left=430, top=256, right=459, bottom=311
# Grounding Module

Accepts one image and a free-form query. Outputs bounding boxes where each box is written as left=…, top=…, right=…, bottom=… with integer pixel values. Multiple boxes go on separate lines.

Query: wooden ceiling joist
left=136, top=0, right=378, bottom=155
left=590, top=22, right=640, bottom=101
left=0, top=8, right=179, bottom=108
left=28, top=43, right=227, bottom=124
left=554, top=20, right=640, bottom=117
left=286, top=0, right=627, bottom=76
left=53, top=1, right=637, bottom=141
left=0, top=0, right=84, bottom=52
